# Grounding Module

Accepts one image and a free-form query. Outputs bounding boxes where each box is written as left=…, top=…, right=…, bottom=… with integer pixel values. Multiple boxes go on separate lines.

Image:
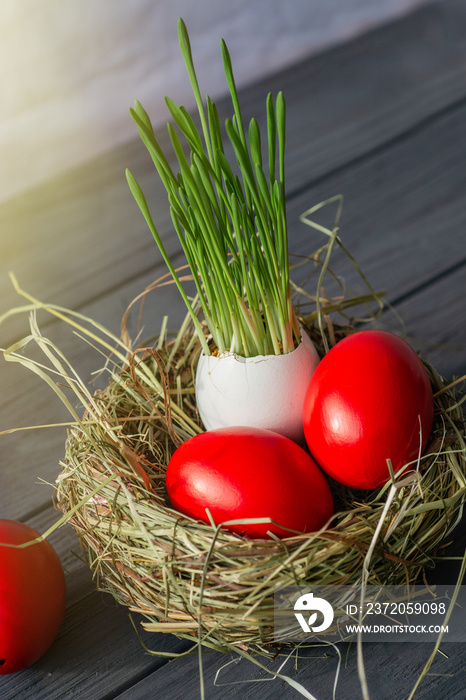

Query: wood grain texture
left=0, top=504, right=192, bottom=700
left=0, top=3, right=465, bottom=699
left=0, top=591, right=191, bottom=700
left=109, top=638, right=466, bottom=700
left=374, top=265, right=466, bottom=378
left=286, top=101, right=466, bottom=301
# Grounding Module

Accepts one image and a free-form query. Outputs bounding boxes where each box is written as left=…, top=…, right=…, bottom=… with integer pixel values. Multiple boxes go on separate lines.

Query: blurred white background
left=0, top=0, right=431, bottom=204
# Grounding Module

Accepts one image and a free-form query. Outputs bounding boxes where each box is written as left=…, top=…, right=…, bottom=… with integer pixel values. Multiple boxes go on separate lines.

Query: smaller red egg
left=0, top=520, right=66, bottom=675
left=166, top=427, right=334, bottom=538
left=303, top=330, right=434, bottom=490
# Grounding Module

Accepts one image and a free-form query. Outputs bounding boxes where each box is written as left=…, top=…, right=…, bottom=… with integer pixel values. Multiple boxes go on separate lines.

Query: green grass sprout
left=126, top=18, right=299, bottom=357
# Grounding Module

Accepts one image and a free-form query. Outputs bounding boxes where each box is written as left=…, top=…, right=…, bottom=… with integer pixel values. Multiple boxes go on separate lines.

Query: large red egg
left=166, top=427, right=333, bottom=538
left=0, top=520, right=66, bottom=675
left=303, top=330, right=434, bottom=490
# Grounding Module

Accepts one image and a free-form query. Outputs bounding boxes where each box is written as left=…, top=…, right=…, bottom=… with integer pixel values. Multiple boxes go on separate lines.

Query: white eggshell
left=195, top=329, right=320, bottom=443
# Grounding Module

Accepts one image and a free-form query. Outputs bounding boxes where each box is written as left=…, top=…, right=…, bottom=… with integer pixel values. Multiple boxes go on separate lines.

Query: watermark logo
left=275, top=585, right=466, bottom=643
left=293, top=591, right=334, bottom=633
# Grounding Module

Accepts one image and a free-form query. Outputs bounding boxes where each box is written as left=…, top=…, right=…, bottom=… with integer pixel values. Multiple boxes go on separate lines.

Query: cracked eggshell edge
left=195, top=329, right=320, bottom=443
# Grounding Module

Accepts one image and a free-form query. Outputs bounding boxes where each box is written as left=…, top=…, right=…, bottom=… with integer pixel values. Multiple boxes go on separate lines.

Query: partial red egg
left=303, top=330, right=434, bottom=489
left=166, top=426, right=334, bottom=538
left=0, top=520, right=66, bottom=674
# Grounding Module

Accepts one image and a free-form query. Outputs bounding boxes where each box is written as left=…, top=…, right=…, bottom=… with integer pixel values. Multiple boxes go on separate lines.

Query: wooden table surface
left=1, top=2, right=465, bottom=698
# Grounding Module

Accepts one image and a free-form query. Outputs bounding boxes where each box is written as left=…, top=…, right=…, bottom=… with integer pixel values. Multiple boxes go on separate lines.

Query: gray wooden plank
left=285, top=99, right=466, bottom=306
left=111, top=638, right=466, bottom=700
left=0, top=504, right=191, bottom=700
left=239, top=0, right=466, bottom=190
left=0, top=588, right=191, bottom=700
left=370, top=265, right=466, bottom=379
left=0, top=266, right=188, bottom=520
left=2, top=1, right=466, bottom=347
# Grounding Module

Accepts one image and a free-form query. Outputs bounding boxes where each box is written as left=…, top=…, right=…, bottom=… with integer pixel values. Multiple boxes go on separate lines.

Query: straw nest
left=55, top=313, right=466, bottom=653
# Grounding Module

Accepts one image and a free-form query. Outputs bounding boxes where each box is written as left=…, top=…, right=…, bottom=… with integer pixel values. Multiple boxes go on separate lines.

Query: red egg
left=0, top=520, right=66, bottom=675
left=166, top=427, right=334, bottom=538
left=303, top=330, right=434, bottom=489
